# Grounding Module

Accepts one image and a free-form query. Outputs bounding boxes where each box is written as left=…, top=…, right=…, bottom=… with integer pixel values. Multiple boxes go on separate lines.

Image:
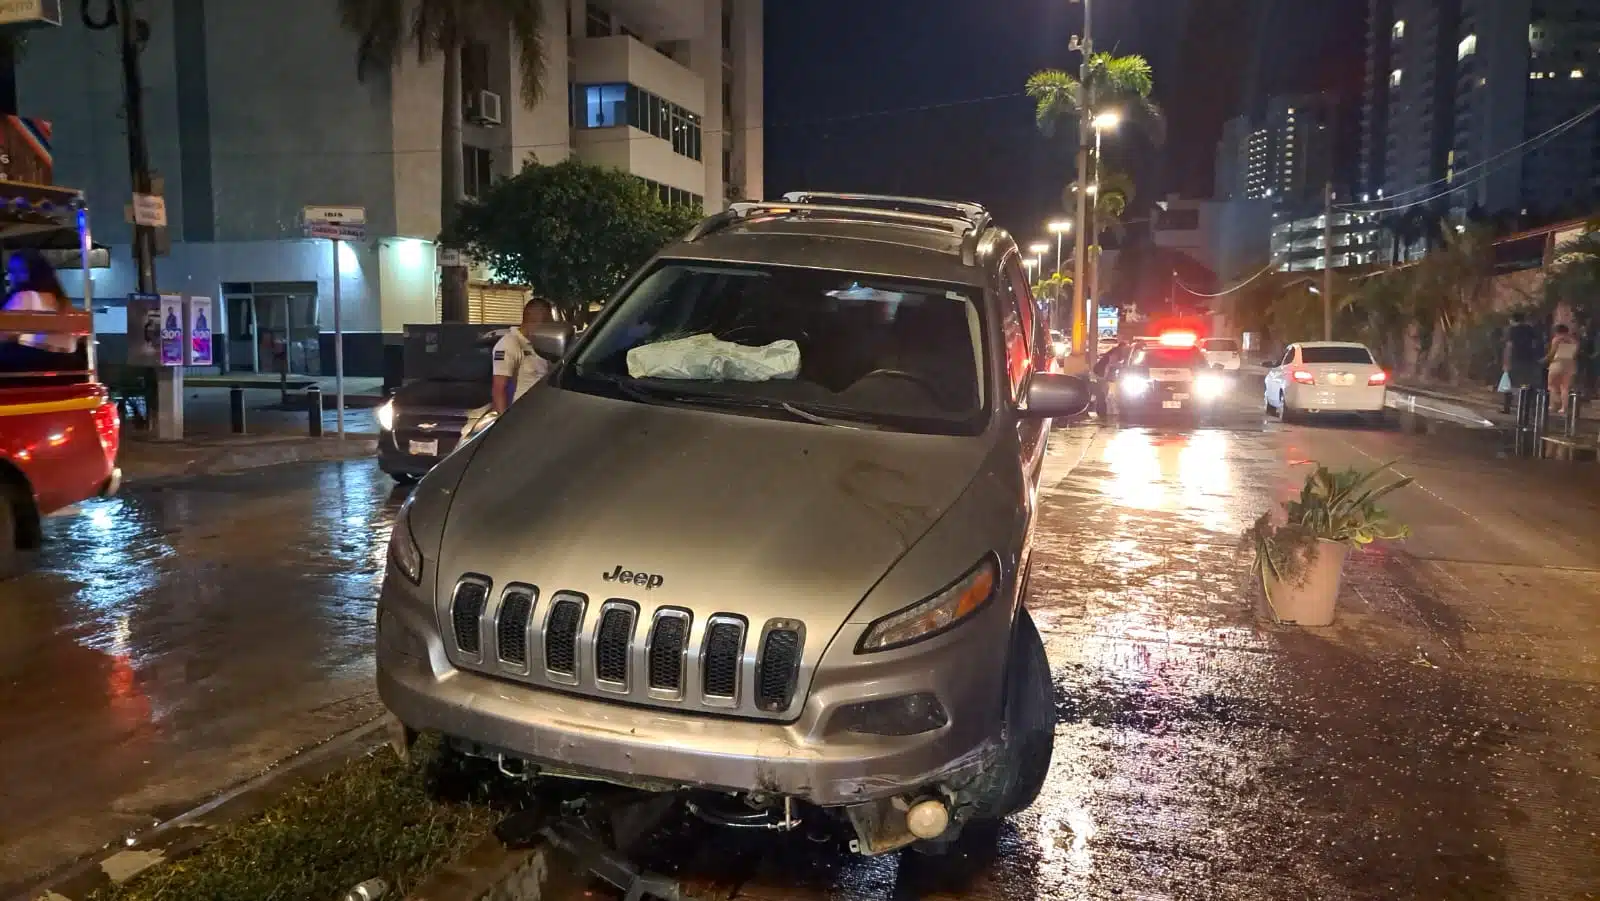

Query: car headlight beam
left=1120, top=374, right=1150, bottom=397
left=1194, top=372, right=1227, bottom=400
left=389, top=505, right=424, bottom=585
left=857, top=555, right=999, bottom=652
left=377, top=399, right=396, bottom=432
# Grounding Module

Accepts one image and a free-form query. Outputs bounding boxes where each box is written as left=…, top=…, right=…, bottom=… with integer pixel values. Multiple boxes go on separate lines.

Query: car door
left=1264, top=345, right=1295, bottom=403
left=1000, top=252, right=1047, bottom=483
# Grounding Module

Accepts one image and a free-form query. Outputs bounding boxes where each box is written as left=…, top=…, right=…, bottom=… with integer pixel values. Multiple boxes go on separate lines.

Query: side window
left=999, top=254, right=1034, bottom=401
left=1280, top=346, right=1297, bottom=368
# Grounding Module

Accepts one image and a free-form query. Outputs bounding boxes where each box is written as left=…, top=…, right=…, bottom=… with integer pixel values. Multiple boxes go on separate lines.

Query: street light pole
left=1322, top=180, right=1335, bottom=341
left=1070, top=0, right=1094, bottom=364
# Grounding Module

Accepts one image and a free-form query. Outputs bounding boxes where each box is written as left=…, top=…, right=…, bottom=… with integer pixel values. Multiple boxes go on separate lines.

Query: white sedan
left=1264, top=342, right=1389, bottom=421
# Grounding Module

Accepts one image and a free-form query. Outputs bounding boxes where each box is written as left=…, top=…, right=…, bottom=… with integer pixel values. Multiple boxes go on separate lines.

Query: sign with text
left=303, top=205, right=366, bottom=225
left=126, top=293, right=161, bottom=367
left=0, top=115, right=53, bottom=184
left=304, top=221, right=365, bottom=240
left=159, top=295, right=184, bottom=366
left=187, top=296, right=213, bottom=365
left=132, top=192, right=166, bottom=227
left=1097, top=305, right=1120, bottom=340
left=0, top=0, right=62, bottom=27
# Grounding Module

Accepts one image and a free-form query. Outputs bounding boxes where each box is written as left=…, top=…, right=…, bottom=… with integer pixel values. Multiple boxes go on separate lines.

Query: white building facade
left=17, top=0, right=764, bottom=377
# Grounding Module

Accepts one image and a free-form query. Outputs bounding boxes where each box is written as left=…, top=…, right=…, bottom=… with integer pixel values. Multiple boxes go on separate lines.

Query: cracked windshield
left=2, top=1, right=1598, bottom=900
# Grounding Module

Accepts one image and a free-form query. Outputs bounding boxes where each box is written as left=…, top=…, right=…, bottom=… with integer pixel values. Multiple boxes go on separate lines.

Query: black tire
left=1276, top=393, right=1295, bottom=424
left=0, top=485, right=29, bottom=581
left=970, top=608, right=1055, bottom=820
left=389, top=471, right=420, bottom=485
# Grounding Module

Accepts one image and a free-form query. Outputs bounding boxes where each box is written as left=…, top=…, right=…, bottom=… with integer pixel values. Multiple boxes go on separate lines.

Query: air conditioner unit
left=467, top=90, right=502, bottom=126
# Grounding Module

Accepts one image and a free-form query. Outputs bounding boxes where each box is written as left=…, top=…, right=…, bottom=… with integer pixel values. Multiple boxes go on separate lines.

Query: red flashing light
left=1368, top=371, right=1389, bottom=386
left=1292, top=369, right=1316, bottom=385
left=1158, top=330, right=1198, bottom=348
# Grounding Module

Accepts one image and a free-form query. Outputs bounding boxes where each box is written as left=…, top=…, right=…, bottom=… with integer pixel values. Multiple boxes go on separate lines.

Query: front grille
left=451, top=579, right=490, bottom=656
left=755, top=625, right=804, bottom=712
left=702, top=618, right=746, bottom=700
left=544, top=596, right=584, bottom=678
left=594, top=603, right=637, bottom=687
left=647, top=611, right=691, bottom=693
left=496, top=587, right=536, bottom=667
left=444, top=575, right=798, bottom=718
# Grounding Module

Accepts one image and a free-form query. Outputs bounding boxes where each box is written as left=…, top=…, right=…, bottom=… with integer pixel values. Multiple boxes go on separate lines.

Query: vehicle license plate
left=1172, top=393, right=1190, bottom=401
left=1331, top=372, right=1354, bottom=386
left=1162, top=401, right=1182, bottom=410
left=409, top=439, right=439, bottom=456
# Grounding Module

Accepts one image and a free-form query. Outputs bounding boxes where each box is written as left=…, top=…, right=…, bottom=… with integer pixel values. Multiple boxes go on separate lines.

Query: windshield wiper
left=586, top=374, right=870, bottom=429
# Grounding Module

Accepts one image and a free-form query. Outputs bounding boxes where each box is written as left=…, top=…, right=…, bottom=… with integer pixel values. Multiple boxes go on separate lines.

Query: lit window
left=1393, top=20, right=1405, bottom=39
left=1458, top=33, right=1476, bottom=59
left=1390, top=69, right=1403, bottom=87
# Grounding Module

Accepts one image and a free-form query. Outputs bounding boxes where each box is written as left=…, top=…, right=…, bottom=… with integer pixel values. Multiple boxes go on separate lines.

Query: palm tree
left=338, top=0, right=547, bottom=322
left=1025, top=53, right=1164, bottom=144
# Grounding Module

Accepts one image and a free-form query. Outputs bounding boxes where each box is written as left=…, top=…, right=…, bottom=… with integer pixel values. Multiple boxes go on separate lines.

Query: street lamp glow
left=1092, top=110, right=1122, bottom=131
left=1029, top=242, right=1051, bottom=255
left=1048, top=220, right=1073, bottom=234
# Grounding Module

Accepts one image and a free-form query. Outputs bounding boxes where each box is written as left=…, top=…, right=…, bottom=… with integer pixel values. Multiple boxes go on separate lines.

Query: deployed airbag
left=626, top=333, right=801, bottom=381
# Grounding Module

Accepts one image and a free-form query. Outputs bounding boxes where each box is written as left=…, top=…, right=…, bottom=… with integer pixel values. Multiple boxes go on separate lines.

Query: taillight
left=1291, top=370, right=1315, bottom=385
left=92, top=402, right=120, bottom=459
left=1368, top=371, right=1389, bottom=386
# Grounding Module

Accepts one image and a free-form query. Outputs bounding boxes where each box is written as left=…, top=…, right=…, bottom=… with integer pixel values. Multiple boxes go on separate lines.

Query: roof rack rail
left=683, top=200, right=996, bottom=266
left=780, top=192, right=988, bottom=226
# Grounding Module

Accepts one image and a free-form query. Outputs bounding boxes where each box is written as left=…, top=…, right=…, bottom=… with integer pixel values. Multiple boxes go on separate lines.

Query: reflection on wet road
left=0, top=461, right=402, bottom=890
left=4, top=384, right=1597, bottom=900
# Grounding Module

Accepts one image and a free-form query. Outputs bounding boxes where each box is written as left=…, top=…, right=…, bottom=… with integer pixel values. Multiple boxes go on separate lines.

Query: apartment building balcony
left=574, top=33, right=704, bottom=115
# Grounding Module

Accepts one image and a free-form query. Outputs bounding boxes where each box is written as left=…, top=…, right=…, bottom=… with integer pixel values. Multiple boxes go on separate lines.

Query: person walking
left=1546, top=323, right=1580, bottom=414
left=1501, top=311, right=1543, bottom=413
left=490, top=300, right=554, bottom=413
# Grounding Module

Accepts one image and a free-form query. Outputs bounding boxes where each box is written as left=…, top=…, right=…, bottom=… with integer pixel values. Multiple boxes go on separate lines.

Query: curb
left=12, top=716, right=389, bottom=901
left=119, top=436, right=379, bottom=483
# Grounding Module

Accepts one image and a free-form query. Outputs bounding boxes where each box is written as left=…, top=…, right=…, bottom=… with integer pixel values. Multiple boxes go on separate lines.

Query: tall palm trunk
left=439, top=40, right=469, bottom=323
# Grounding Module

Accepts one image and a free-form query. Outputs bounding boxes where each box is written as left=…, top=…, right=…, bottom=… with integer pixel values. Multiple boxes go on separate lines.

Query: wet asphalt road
left=3, top=381, right=1598, bottom=898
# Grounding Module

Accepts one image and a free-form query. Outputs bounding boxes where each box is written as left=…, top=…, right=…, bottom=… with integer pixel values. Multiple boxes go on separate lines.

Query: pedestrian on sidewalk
left=1546, top=323, right=1580, bottom=414
left=491, top=300, right=553, bottom=413
left=1501, top=311, right=1543, bottom=413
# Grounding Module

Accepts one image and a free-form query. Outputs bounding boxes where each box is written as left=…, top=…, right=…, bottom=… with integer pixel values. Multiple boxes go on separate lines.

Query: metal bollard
left=280, top=367, right=290, bottom=405
left=1530, top=388, right=1550, bottom=456
left=306, top=385, right=324, bottom=437
left=229, top=386, right=247, bottom=434
left=1514, top=385, right=1537, bottom=457
left=1566, top=390, right=1582, bottom=438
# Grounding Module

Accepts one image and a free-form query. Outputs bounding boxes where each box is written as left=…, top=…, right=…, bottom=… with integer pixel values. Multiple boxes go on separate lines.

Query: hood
left=393, top=377, right=491, bottom=413
left=437, top=387, right=991, bottom=634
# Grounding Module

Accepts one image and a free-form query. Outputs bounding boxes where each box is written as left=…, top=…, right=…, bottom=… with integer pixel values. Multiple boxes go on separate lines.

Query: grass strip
left=89, top=736, right=500, bottom=901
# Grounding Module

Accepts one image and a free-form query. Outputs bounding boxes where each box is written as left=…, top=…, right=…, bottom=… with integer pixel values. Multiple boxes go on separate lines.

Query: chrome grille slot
left=594, top=602, right=637, bottom=690
left=450, top=577, right=490, bottom=658
left=543, top=595, right=586, bottom=682
left=495, top=585, right=536, bottom=669
left=701, top=616, right=747, bottom=704
left=646, top=609, right=691, bottom=696
left=755, top=621, right=805, bottom=713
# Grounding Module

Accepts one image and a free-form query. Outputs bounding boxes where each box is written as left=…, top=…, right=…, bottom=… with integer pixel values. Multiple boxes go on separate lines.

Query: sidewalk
left=118, top=432, right=377, bottom=481
left=1395, top=378, right=1600, bottom=430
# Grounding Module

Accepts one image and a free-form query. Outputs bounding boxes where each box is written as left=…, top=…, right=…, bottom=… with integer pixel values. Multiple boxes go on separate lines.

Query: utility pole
left=85, top=0, right=179, bottom=437
left=1070, top=0, right=1094, bottom=365
left=1322, top=180, right=1334, bottom=341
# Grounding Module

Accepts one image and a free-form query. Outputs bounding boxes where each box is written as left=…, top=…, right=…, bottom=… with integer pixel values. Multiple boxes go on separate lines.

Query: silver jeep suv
left=377, top=192, right=1089, bottom=855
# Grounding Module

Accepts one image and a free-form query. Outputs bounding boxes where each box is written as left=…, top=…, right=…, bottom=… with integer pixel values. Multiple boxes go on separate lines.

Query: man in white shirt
left=491, top=300, right=554, bottom=412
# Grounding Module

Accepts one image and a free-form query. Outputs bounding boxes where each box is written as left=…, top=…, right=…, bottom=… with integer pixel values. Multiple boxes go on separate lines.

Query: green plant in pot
left=1244, top=461, right=1413, bottom=626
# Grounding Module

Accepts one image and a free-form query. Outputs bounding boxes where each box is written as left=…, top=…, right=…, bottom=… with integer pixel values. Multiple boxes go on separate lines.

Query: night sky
left=763, top=0, right=1365, bottom=243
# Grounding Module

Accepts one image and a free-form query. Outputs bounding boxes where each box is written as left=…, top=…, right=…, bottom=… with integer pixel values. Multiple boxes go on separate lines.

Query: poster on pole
left=126, top=293, right=161, bottom=366
left=187, top=296, right=213, bottom=365
left=159, top=294, right=184, bottom=366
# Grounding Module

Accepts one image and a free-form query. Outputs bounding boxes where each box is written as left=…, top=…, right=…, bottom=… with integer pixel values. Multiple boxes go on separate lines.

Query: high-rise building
left=1213, top=94, right=1337, bottom=210
left=17, top=0, right=763, bottom=375
left=1450, top=0, right=1600, bottom=216
left=1361, top=0, right=1597, bottom=216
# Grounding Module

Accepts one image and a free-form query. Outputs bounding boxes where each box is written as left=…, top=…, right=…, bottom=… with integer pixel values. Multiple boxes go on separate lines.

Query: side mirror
left=1021, top=373, right=1091, bottom=419
left=530, top=322, right=574, bottom=362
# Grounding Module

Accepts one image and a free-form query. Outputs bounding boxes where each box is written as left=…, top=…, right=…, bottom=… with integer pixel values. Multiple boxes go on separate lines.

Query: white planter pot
left=1259, top=539, right=1349, bottom=627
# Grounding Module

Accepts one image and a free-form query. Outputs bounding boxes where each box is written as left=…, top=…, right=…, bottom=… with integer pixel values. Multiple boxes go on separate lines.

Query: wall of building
left=729, top=0, right=764, bottom=203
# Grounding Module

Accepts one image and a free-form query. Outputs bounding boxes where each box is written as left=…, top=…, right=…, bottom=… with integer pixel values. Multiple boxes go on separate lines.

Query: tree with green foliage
left=442, top=159, right=702, bottom=324
left=338, top=0, right=547, bottom=322
left=1025, top=54, right=1163, bottom=144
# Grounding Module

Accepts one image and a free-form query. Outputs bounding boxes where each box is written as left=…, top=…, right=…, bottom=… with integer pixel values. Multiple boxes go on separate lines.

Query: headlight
left=388, top=505, right=423, bottom=585
left=1053, top=341, right=1068, bottom=357
left=376, top=399, right=396, bottom=431
left=1194, top=372, right=1227, bottom=400
left=857, top=556, right=999, bottom=652
left=1120, top=374, right=1150, bottom=397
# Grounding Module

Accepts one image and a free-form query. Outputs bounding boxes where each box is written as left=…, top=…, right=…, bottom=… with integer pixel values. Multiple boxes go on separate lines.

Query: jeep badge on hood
left=603, top=565, right=664, bottom=590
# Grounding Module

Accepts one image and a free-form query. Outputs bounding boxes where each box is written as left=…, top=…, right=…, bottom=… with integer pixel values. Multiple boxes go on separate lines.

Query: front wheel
left=967, top=608, right=1054, bottom=821
left=0, top=486, right=31, bottom=581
